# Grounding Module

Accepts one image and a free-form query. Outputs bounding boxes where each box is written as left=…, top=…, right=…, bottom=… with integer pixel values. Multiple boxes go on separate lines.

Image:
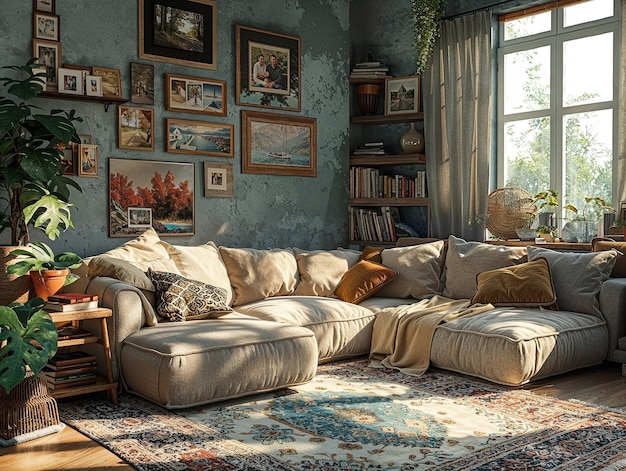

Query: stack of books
left=353, top=141, right=385, bottom=156
left=350, top=61, right=391, bottom=80
left=44, top=293, right=99, bottom=312
left=44, top=351, right=97, bottom=390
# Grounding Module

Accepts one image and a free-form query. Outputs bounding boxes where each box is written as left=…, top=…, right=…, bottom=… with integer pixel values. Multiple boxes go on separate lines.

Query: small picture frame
left=384, top=75, right=421, bottom=115
left=204, top=162, right=234, bottom=198
left=92, top=66, right=122, bottom=99
left=33, top=12, right=59, bottom=41
left=33, top=39, right=61, bottom=90
left=119, top=106, right=154, bottom=151
left=128, top=207, right=153, bottom=228
left=33, top=0, right=55, bottom=13
left=78, top=144, right=98, bottom=177
left=165, top=73, right=226, bottom=116
left=131, top=62, right=154, bottom=105
left=60, top=147, right=75, bottom=175
left=85, top=75, right=103, bottom=97
left=57, top=67, right=84, bottom=95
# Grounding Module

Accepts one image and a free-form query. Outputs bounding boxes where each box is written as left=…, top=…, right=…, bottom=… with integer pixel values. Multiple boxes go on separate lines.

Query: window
left=497, top=0, right=620, bottom=224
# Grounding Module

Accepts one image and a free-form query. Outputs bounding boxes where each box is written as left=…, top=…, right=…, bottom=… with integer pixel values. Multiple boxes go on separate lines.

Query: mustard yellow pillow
left=471, top=258, right=556, bottom=307
left=360, top=246, right=383, bottom=264
left=334, top=260, right=398, bottom=304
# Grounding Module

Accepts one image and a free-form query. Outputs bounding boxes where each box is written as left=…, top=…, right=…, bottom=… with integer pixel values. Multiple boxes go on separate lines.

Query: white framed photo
left=128, top=207, right=152, bottom=228
left=85, top=75, right=103, bottom=97
left=384, top=75, right=420, bottom=115
left=57, top=67, right=83, bottom=95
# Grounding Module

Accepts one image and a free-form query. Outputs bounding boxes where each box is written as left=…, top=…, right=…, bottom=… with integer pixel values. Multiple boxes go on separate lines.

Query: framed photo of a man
left=204, top=162, right=233, bottom=198
left=236, top=24, right=300, bottom=112
left=33, top=39, right=60, bottom=90
left=131, top=62, right=154, bottom=104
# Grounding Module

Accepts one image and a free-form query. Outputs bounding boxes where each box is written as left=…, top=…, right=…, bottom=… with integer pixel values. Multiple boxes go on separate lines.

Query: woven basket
left=486, top=188, right=537, bottom=240
left=0, top=371, right=61, bottom=441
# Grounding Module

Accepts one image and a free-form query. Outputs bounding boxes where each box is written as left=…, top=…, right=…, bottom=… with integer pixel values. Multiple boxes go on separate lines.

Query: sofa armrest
left=600, top=277, right=626, bottom=361
left=79, top=276, right=154, bottom=380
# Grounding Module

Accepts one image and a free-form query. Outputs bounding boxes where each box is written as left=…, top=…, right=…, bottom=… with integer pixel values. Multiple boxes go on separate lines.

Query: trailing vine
left=411, top=0, right=447, bottom=74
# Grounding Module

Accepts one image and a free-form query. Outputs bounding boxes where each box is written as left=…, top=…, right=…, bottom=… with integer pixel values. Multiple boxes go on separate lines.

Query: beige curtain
left=618, top=0, right=626, bottom=206
left=422, top=11, right=492, bottom=241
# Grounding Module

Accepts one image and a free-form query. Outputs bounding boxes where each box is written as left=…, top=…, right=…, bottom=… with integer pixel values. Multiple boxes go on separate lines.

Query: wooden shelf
left=349, top=240, right=396, bottom=247
left=39, top=91, right=127, bottom=111
left=350, top=197, right=429, bottom=207
left=48, top=374, right=117, bottom=400
left=350, top=154, right=426, bottom=166
left=351, top=112, right=424, bottom=125
left=349, top=77, right=389, bottom=85
left=57, top=336, right=99, bottom=347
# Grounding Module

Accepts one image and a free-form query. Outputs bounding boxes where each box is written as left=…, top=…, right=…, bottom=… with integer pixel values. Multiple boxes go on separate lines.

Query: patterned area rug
left=59, top=359, right=626, bottom=470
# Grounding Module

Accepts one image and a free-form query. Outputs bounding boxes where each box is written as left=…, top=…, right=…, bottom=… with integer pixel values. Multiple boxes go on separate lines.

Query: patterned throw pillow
left=146, top=268, right=232, bottom=322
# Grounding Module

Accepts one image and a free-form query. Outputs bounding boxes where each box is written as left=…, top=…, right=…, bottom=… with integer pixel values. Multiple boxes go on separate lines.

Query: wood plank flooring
left=1, top=361, right=625, bottom=471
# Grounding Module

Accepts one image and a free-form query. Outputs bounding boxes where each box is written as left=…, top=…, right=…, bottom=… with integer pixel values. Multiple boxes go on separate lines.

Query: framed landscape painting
left=165, top=73, right=226, bottom=116
left=241, top=110, right=316, bottom=177
left=109, top=158, right=194, bottom=237
left=139, top=0, right=216, bottom=70
left=235, top=24, right=300, bottom=111
left=119, top=106, right=154, bottom=151
left=166, top=118, right=233, bottom=157
left=385, top=75, right=420, bottom=115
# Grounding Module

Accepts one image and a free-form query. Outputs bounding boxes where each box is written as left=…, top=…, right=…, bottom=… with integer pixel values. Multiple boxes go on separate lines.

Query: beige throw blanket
left=369, top=296, right=494, bottom=376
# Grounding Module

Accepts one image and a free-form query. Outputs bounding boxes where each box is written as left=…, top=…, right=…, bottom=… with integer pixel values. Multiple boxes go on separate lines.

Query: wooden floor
left=1, top=361, right=625, bottom=471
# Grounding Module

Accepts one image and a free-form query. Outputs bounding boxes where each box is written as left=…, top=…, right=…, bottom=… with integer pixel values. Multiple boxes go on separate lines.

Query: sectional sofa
left=71, top=228, right=626, bottom=409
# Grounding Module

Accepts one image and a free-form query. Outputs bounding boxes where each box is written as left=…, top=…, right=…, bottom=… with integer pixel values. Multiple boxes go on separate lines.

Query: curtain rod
left=442, top=0, right=512, bottom=20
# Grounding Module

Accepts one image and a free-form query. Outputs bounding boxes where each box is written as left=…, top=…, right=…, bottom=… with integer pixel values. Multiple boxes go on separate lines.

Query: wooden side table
left=47, top=308, right=118, bottom=404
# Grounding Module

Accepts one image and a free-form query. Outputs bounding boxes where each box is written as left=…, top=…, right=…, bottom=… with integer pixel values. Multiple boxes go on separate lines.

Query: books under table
left=47, top=293, right=99, bottom=304
left=46, top=374, right=97, bottom=390
left=47, top=351, right=97, bottom=369
left=44, top=299, right=99, bottom=312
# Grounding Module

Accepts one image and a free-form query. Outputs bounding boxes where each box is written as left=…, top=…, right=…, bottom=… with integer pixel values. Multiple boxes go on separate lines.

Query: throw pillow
left=471, top=258, right=557, bottom=307
left=527, top=246, right=619, bottom=317
left=375, top=240, right=446, bottom=299
left=360, top=246, right=383, bottom=264
left=87, top=256, right=179, bottom=292
left=334, top=260, right=398, bottom=304
left=443, top=235, right=528, bottom=299
left=146, top=268, right=232, bottom=322
left=100, top=227, right=170, bottom=262
left=593, top=240, right=626, bottom=277
left=161, top=241, right=234, bottom=306
left=218, top=247, right=299, bottom=306
left=293, top=248, right=361, bottom=297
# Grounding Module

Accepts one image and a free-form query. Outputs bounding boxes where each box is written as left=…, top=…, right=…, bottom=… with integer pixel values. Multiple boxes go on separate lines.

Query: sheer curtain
left=422, top=11, right=492, bottom=241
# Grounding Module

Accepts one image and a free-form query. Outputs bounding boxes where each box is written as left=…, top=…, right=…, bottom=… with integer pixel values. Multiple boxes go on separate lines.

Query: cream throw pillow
left=293, top=248, right=361, bottom=297
left=100, top=227, right=170, bottom=262
left=443, top=235, right=528, bottom=299
left=376, top=240, right=446, bottom=299
left=161, top=241, right=234, bottom=306
left=218, top=247, right=298, bottom=306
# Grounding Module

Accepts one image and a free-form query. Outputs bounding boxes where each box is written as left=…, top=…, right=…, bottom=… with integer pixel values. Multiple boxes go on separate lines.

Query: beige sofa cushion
left=443, top=235, right=528, bottom=299
left=162, top=241, right=234, bottom=306
left=293, top=248, right=360, bottom=297
left=376, top=240, right=446, bottom=299
left=219, top=247, right=298, bottom=306
left=100, top=227, right=170, bottom=262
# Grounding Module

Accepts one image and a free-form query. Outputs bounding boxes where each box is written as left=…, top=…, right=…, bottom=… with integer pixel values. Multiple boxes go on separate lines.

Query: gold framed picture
left=118, top=106, right=154, bottom=151
left=92, top=66, right=122, bottom=99
left=77, top=144, right=98, bottom=177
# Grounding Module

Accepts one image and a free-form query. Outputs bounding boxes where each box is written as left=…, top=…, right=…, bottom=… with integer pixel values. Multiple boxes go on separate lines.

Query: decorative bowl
left=515, top=228, right=537, bottom=240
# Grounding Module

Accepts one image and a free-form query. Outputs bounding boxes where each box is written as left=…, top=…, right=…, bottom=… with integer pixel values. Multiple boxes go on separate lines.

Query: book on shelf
left=48, top=351, right=97, bottom=368
left=45, top=360, right=97, bottom=372
left=354, top=61, right=382, bottom=67
left=44, top=365, right=97, bottom=378
left=56, top=325, right=92, bottom=340
left=351, top=67, right=390, bottom=73
left=44, top=299, right=99, bottom=312
left=350, top=73, right=392, bottom=80
left=46, top=371, right=96, bottom=383
left=47, top=376, right=97, bottom=390
left=47, top=293, right=99, bottom=304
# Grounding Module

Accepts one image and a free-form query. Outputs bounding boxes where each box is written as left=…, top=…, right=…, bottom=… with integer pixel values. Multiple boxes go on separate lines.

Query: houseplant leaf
left=23, top=192, right=74, bottom=240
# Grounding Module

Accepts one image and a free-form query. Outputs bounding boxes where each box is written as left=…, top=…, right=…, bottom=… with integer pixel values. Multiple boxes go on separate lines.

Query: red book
left=47, top=293, right=99, bottom=304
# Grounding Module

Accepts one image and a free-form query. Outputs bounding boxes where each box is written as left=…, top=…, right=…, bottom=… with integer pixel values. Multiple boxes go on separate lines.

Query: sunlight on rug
left=59, top=359, right=626, bottom=470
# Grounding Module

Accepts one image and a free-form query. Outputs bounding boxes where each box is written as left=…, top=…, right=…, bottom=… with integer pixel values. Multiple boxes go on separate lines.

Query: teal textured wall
left=0, top=0, right=350, bottom=256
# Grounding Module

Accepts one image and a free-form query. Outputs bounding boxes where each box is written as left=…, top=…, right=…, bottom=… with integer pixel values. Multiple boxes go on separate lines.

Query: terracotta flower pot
left=29, top=269, right=69, bottom=301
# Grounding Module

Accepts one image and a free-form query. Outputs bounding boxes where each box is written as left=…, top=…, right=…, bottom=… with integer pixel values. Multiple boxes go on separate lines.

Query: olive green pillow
left=471, top=258, right=557, bottom=308
left=334, top=260, right=398, bottom=304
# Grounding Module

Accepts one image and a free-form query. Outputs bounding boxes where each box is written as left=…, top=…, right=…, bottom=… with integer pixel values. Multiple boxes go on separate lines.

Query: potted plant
left=533, top=189, right=559, bottom=228
left=563, top=197, right=614, bottom=243
left=0, top=58, right=82, bottom=303
left=536, top=224, right=557, bottom=242
left=7, top=242, right=81, bottom=300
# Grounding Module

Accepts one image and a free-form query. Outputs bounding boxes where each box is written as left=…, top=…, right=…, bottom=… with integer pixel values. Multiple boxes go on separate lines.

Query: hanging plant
left=411, top=0, right=447, bottom=75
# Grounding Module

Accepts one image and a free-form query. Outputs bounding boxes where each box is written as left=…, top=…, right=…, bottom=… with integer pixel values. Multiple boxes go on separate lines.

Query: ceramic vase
left=400, top=123, right=425, bottom=154
left=356, top=84, right=380, bottom=115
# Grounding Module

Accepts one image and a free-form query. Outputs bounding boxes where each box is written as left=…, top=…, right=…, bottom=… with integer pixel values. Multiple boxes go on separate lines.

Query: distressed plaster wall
left=0, top=0, right=350, bottom=256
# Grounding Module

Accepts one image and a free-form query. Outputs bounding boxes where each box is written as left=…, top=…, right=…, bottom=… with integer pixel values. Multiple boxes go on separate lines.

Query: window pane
left=564, top=110, right=613, bottom=211
left=504, top=11, right=551, bottom=40
left=563, top=33, right=613, bottom=106
left=503, top=45, right=551, bottom=114
left=564, top=0, right=613, bottom=27
left=504, top=118, right=551, bottom=196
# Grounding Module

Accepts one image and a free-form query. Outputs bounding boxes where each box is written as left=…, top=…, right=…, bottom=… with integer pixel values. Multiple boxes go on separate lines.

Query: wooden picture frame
left=77, top=144, right=98, bottom=177
left=33, top=12, right=59, bottom=41
left=109, top=158, right=195, bottom=237
left=204, top=162, right=234, bottom=198
left=60, top=147, right=75, bottom=176
left=385, top=75, right=420, bottom=115
left=241, top=110, right=316, bottom=177
left=236, top=24, right=301, bottom=112
left=118, top=106, right=154, bottom=151
left=33, top=39, right=60, bottom=90
left=165, top=73, right=226, bottom=116
left=57, top=67, right=83, bottom=95
left=92, top=66, right=122, bottom=99
left=85, top=75, right=103, bottom=97
left=138, top=0, right=217, bottom=70
left=33, top=0, right=55, bottom=13
left=130, top=62, right=154, bottom=105
left=166, top=118, right=233, bottom=157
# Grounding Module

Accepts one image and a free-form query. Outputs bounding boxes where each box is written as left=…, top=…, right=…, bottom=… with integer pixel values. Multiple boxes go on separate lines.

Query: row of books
left=44, top=292, right=99, bottom=312
left=350, top=60, right=391, bottom=80
left=44, top=351, right=98, bottom=390
left=353, top=141, right=386, bottom=155
left=350, top=167, right=428, bottom=199
left=350, top=206, right=399, bottom=242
